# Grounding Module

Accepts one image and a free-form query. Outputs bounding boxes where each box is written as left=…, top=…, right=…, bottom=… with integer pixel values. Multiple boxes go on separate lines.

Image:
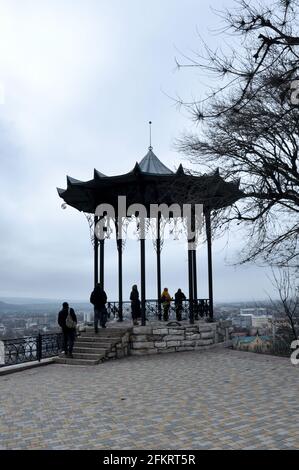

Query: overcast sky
left=0, top=0, right=278, bottom=303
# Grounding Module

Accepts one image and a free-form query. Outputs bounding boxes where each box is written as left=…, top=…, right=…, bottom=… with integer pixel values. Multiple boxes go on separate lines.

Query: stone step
left=72, top=352, right=105, bottom=360
left=80, top=333, right=121, bottom=339
left=76, top=339, right=117, bottom=347
left=81, top=332, right=124, bottom=339
left=55, top=357, right=101, bottom=366
left=81, top=329, right=124, bottom=335
left=75, top=338, right=121, bottom=348
left=83, top=328, right=130, bottom=335
left=56, top=327, right=131, bottom=366
left=73, top=346, right=107, bottom=354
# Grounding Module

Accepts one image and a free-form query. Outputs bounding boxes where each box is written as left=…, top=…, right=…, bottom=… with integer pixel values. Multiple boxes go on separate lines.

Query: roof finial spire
left=149, top=121, right=153, bottom=151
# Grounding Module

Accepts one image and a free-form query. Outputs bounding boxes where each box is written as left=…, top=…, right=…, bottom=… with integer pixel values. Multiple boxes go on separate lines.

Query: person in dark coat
left=90, top=283, right=108, bottom=332
left=130, top=285, right=141, bottom=326
left=58, top=302, right=77, bottom=357
left=174, top=289, right=186, bottom=321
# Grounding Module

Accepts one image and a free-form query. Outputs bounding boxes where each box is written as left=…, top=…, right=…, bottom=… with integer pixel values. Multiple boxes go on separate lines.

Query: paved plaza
left=0, top=348, right=298, bottom=450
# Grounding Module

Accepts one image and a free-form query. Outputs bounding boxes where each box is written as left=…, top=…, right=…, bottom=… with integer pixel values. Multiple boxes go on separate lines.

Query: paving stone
left=0, top=349, right=298, bottom=450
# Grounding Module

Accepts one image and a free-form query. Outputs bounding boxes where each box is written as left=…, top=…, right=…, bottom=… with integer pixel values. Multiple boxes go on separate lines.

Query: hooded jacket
left=90, top=285, right=107, bottom=309
left=161, top=289, right=171, bottom=304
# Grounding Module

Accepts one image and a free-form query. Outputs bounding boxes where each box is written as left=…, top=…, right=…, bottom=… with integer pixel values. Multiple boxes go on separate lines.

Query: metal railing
left=0, top=332, right=63, bottom=368
left=107, top=298, right=211, bottom=322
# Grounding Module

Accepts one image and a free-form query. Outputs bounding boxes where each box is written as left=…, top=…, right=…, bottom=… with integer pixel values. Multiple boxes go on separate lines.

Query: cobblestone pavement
left=0, top=348, right=298, bottom=450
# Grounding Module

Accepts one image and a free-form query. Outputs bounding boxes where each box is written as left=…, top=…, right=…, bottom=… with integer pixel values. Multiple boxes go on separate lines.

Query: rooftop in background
left=233, top=335, right=272, bottom=344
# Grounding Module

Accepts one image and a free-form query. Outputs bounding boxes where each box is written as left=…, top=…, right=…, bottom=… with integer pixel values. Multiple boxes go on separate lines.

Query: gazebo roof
left=57, top=148, right=243, bottom=214
left=138, top=148, right=173, bottom=175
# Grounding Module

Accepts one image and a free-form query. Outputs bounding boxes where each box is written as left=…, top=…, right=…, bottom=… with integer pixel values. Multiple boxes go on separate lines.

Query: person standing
left=130, top=285, right=141, bottom=326
left=90, top=283, right=108, bottom=332
left=58, top=302, right=77, bottom=358
left=161, top=288, right=172, bottom=322
left=174, top=288, right=186, bottom=321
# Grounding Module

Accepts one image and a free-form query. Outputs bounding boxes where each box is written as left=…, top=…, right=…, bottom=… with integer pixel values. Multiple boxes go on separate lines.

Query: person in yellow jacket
left=161, top=288, right=172, bottom=321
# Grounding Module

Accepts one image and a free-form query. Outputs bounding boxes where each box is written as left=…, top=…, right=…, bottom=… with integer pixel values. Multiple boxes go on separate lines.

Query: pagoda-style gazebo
left=57, top=143, right=242, bottom=325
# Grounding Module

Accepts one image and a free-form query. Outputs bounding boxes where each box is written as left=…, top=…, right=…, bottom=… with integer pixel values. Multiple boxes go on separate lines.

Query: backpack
left=66, top=309, right=76, bottom=329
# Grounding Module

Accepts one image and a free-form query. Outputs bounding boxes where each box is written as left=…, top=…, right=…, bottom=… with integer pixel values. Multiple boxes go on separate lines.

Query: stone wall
left=215, top=320, right=234, bottom=343
left=106, top=330, right=131, bottom=360
left=129, top=321, right=232, bottom=356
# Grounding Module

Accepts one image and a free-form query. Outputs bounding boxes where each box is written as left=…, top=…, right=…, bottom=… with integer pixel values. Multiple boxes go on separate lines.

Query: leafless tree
left=176, top=0, right=299, bottom=118
left=268, top=266, right=299, bottom=341
left=177, top=1, right=299, bottom=266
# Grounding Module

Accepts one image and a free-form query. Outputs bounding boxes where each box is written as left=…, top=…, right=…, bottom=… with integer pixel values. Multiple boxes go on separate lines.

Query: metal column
left=205, top=209, right=214, bottom=321
left=156, top=214, right=162, bottom=320
left=192, top=248, right=198, bottom=319
left=140, top=237, right=146, bottom=326
left=100, top=239, right=105, bottom=288
left=188, top=247, right=194, bottom=324
left=94, top=215, right=99, bottom=287
left=117, top=238, right=123, bottom=322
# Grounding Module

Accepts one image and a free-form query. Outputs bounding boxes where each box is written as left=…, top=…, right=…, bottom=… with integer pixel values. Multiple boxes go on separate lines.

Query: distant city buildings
left=230, top=307, right=273, bottom=334
left=251, top=316, right=272, bottom=328
left=83, top=312, right=93, bottom=324
left=0, top=324, right=6, bottom=335
left=0, top=311, right=86, bottom=338
left=240, top=307, right=269, bottom=316
left=232, top=314, right=252, bottom=329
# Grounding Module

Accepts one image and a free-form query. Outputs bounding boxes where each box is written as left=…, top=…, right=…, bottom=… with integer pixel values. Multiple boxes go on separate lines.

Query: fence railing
left=0, top=332, right=63, bottom=368
left=107, top=299, right=211, bottom=321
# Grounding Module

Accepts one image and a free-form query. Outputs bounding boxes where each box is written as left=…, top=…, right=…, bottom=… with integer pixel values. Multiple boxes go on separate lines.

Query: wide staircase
left=55, top=327, right=131, bottom=365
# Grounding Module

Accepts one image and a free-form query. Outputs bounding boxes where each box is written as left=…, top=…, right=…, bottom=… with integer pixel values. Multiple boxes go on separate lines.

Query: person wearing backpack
left=90, top=283, right=108, bottom=333
left=58, top=302, right=77, bottom=358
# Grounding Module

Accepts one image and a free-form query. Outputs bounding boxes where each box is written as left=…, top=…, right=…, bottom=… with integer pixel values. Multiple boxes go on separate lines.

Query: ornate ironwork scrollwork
left=0, top=333, right=63, bottom=368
